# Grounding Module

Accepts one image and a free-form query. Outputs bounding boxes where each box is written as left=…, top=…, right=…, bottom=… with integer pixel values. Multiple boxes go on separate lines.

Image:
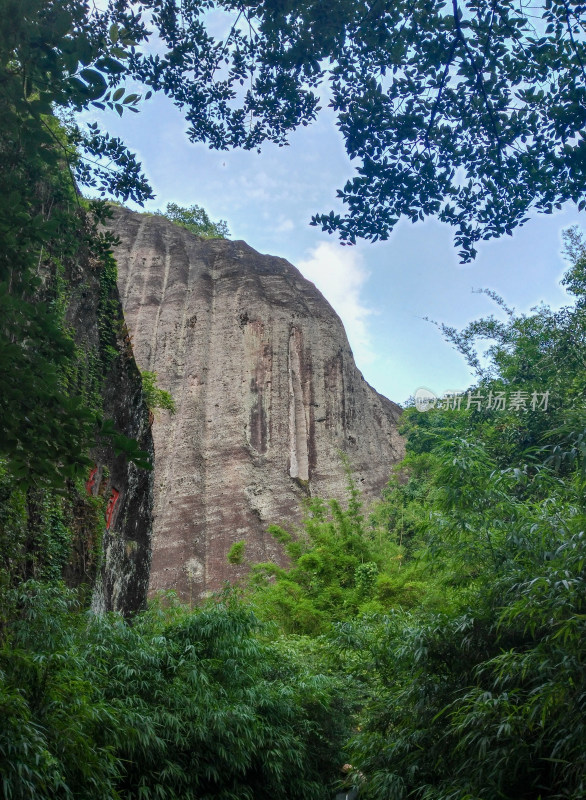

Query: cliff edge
left=110, top=207, right=404, bottom=602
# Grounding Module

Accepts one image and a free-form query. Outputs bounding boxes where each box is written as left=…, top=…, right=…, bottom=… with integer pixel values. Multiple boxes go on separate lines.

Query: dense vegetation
left=1, top=583, right=349, bottom=799
left=344, top=257, right=586, bottom=798
left=231, top=234, right=586, bottom=799
left=2, top=233, right=584, bottom=798
left=1, top=1, right=585, bottom=798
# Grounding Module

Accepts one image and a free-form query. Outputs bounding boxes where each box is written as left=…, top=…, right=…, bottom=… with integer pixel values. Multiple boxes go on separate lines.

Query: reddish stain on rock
left=105, top=488, right=120, bottom=530
left=85, top=466, right=98, bottom=495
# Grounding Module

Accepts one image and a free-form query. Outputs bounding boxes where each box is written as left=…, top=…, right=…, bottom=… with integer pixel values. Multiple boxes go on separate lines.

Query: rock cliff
left=64, top=224, right=154, bottom=614
left=110, top=207, right=404, bottom=602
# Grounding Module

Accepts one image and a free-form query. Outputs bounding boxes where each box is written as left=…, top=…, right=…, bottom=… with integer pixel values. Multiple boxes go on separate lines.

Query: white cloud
left=275, top=217, right=295, bottom=233
left=298, top=242, right=376, bottom=366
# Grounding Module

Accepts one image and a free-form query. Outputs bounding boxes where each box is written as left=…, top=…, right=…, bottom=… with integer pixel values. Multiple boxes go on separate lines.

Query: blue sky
left=85, top=91, right=584, bottom=406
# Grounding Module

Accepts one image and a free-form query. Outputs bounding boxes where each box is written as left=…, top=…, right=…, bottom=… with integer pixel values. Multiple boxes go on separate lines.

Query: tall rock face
left=64, top=228, right=154, bottom=615
left=110, top=207, right=404, bottom=602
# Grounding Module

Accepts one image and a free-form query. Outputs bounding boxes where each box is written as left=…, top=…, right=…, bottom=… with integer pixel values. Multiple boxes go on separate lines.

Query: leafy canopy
left=311, top=0, right=586, bottom=260
left=5, top=0, right=586, bottom=259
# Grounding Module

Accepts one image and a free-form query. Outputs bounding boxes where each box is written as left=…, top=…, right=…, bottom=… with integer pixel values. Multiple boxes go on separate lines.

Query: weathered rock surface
left=110, top=207, right=404, bottom=602
left=65, top=231, right=154, bottom=615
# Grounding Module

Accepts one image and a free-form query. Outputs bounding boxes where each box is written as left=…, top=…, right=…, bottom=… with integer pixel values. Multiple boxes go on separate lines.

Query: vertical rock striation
left=110, top=206, right=403, bottom=602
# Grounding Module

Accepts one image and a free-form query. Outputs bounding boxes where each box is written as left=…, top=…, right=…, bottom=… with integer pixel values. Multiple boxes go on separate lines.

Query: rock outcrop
left=65, top=228, right=154, bottom=614
left=110, top=207, right=404, bottom=602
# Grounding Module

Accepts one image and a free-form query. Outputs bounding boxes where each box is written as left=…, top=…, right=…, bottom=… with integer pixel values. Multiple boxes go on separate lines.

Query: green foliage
left=0, top=0, right=152, bottom=201
left=6, top=0, right=586, bottom=262
left=140, top=371, right=176, bottom=415
left=347, top=478, right=586, bottom=800
left=0, top=464, right=28, bottom=598
left=0, top=19, right=153, bottom=486
left=244, top=479, right=447, bottom=635
left=154, top=203, right=230, bottom=240
left=0, top=107, right=96, bottom=486
left=0, top=582, right=349, bottom=800
left=0, top=18, right=155, bottom=488
left=227, top=540, right=246, bottom=565
left=332, top=231, right=586, bottom=800
left=0, top=0, right=156, bottom=492
left=0, top=461, right=107, bottom=622
left=96, top=241, right=121, bottom=368
left=309, top=0, right=586, bottom=260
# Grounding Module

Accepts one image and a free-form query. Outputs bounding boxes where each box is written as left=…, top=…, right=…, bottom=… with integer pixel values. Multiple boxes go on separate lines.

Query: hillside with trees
left=2, top=235, right=584, bottom=797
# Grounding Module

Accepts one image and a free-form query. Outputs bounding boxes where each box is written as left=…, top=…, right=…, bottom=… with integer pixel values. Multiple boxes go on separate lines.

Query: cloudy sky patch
left=298, top=242, right=376, bottom=366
